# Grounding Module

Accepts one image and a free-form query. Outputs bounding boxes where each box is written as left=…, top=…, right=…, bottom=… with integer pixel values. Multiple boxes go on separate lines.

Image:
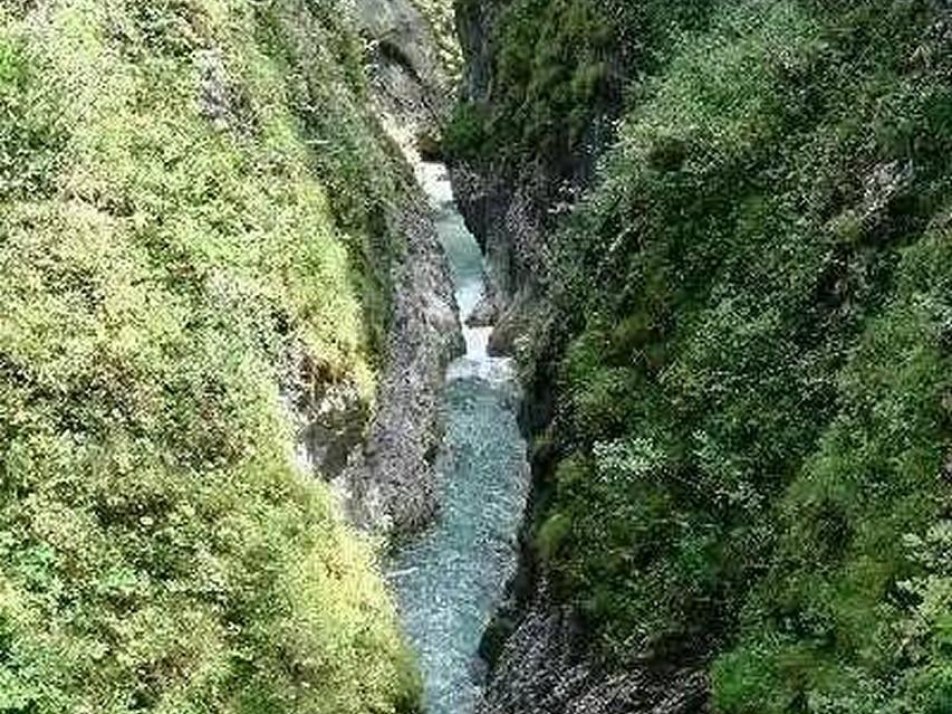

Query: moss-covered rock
left=454, top=0, right=952, bottom=712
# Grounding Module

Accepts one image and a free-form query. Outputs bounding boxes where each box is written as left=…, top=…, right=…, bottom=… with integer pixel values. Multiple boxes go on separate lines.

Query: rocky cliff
left=448, top=0, right=619, bottom=355
left=479, top=586, right=708, bottom=714
left=448, top=2, right=711, bottom=711
left=356, top=0, right=459, bottom=155
left=326, top=0, right=464, bottom=536
left=333, top=195, right=461, bottom=535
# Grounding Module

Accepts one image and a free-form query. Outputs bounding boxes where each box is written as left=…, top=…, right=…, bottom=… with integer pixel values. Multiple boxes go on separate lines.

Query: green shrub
left=448, top=0, right=718, bottom=171
left=442, top=100, right=492, bottom=161
left=478, top=0, right=952, bottom=704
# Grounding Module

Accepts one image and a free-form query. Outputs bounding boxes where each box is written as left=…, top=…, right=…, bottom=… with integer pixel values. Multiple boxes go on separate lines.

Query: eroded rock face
left=478, top=584, right=709, bottom=714
left=282, top=194, right=460, bottom=537
left=448, top=0, right=617, bottom=347
left=352, top=0, right=452, bottom=151
left=282, top=350, right=370, bottom=482
left=453, top=0, right=496, bottom=105
left=335, top=198, right=462, bottom=535
left=334, top=1, right=462, bottom=537
left=275, top=0, right=462, bottom=538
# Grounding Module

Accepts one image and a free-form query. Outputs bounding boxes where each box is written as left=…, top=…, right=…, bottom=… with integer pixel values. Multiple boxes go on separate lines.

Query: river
left=388, top=162, right=530, bottom=714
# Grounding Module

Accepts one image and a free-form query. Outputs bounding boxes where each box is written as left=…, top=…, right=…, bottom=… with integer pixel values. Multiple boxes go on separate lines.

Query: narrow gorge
left=389, top=160, right=528, bottom=714
left=3, top=1, right=952, bottom=713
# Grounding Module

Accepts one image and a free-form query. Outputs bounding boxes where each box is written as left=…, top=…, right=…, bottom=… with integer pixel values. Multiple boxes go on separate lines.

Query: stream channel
left=388, top=162, right=530, bottom=714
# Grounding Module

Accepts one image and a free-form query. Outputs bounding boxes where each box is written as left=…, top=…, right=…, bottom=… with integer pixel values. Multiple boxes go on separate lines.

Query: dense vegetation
left=454, top=0, right=952, bottom=711
left=0, top=0, right=422, bottom=711
left=447, top=0, right=715, bottom=170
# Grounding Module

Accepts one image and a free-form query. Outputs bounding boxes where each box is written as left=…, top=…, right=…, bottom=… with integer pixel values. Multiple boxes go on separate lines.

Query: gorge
left=388, top=160, right=529, bottom=714
left=3, top=0, right=952, bottom=713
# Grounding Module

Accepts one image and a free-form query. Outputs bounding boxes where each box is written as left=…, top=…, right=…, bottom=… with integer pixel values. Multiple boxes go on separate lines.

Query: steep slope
left=354, top=0, right=459, bottom=146
left=332, top=0, right=463, bottom=536
left=0, top=0, right=454, bottom=710
left=449, top=0, right=952, bottom=711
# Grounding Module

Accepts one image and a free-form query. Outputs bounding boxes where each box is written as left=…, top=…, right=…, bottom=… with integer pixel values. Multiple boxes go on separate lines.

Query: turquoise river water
left=388, top=162, right=530, bottom=714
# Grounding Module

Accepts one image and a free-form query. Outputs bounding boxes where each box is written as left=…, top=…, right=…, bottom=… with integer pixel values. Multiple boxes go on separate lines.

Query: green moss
left=443, top=100, right=492, bottom=162
left=0, top=1, right=420, bottom=711
left=535, top=511, right=571, bottom=563
left=476, top=0, right=616, bottom=165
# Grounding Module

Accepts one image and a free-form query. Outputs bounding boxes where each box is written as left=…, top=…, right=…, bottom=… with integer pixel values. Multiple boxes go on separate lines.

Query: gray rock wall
left=286, top=0, right=465, bottom=538
left=479, top=584, right=709, bottom=714
left=354, top=0, right=454, bottom=153
left=335, top=197, right=462, bottom=535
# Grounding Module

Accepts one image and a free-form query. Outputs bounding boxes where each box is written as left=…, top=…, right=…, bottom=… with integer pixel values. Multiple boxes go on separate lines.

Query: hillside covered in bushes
left=0, top=0, right=425, bottom=711
left=450, top=0, right=952, bottom=711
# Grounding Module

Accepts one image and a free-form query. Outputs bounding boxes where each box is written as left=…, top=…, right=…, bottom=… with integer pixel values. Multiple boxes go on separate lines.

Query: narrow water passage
left=388, top=163, right=530, bottom=714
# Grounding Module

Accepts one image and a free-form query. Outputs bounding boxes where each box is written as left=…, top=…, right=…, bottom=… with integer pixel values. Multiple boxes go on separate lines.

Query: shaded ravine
left=388, top=162, right=530, bottom=714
